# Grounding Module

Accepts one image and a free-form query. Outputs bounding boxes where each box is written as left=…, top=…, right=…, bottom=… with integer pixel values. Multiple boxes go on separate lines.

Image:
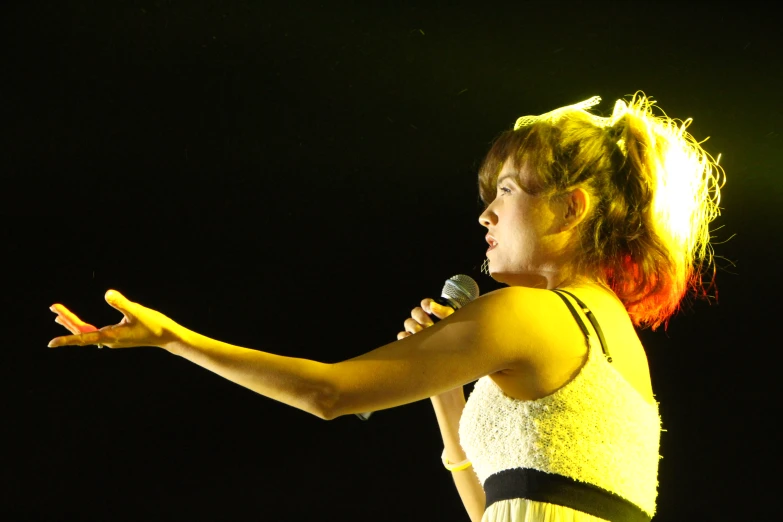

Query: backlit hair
left=478, top=93, right=724, bottom=329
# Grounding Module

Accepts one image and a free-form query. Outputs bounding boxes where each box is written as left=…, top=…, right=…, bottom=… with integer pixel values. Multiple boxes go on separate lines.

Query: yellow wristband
left=441, top=449, right=472, bottom=472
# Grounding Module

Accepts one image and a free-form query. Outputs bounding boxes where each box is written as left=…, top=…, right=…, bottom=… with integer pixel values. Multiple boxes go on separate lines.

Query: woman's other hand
left=396, top=298, right=454, bottom=340
left=48, top=290, right=183, bottom=350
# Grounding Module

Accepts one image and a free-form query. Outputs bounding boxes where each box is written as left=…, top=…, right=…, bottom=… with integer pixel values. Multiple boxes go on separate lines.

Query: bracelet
left=441, top=449, right=472, bottom=472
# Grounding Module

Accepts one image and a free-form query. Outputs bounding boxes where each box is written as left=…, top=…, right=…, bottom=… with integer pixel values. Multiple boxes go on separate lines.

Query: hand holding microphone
left=397, top=298, right=454, bottom=340
left=356, top=275, right=480, bottom=421
left=398, top=274, right=480, bottom=339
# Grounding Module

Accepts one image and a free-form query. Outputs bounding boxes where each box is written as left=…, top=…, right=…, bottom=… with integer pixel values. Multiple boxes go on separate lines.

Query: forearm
left=165, top=328, right=335, bottom=419
left=431, top=389, right=485, bottom=522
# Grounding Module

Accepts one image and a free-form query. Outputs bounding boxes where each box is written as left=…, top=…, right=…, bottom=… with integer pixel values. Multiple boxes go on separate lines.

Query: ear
left=559, top=187, right=590, bottom=232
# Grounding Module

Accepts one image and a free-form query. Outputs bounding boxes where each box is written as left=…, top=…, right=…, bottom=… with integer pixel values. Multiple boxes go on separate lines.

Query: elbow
left=308, top=364, right=362, bottom=421
left=313, top=393, right=340, bottom=421
left=317, top=391, right=372, bottom=421
left=315, top=380, right=364, bottom=421
left=311, top=381, right=342, bottom=421
left=317, top=407, right=338, bottom=421
left=292, top=391, right=336, bottom=421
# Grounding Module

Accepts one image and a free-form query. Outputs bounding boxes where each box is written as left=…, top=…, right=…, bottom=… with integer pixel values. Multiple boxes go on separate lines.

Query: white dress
left=459, top=293, right=662, bottom=522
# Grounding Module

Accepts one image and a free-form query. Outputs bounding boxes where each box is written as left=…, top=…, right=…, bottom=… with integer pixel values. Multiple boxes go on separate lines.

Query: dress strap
left=550, top=289, right=612, bottom=363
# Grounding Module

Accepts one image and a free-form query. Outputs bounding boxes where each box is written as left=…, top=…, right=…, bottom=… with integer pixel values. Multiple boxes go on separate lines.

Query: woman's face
left=478, top=161, right=570, bottom=288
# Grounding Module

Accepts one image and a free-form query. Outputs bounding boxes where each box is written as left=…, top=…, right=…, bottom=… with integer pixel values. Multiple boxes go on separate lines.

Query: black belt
left=484, top=468, right=652, bottom=522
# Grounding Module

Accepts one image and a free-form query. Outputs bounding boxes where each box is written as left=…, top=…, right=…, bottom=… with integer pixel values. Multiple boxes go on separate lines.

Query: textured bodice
left=459, top=337, right=661, bottom=518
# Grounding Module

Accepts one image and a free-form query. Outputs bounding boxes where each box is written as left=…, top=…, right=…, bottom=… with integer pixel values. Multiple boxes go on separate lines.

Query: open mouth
left=486, top=235, right=498, bottom=252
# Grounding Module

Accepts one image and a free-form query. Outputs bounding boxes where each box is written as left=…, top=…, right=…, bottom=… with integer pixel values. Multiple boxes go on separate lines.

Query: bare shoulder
left=568, top=286, right=655, bottom=404
left=487, top=285, right=655, bottom=404
left=467, top=286, right=590, bottom=367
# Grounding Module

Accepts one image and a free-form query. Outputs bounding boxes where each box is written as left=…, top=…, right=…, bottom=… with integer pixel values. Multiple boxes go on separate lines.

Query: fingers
left=422, top=298, right=454, bottom=320
left=53, top=315, right=79, bottom=335
left=48, top=331, right=105, bottom=348
left=49, top=304, right=98, bottom=333
left=404, top=317, right=424, bottom=335
left=411, top=307, right=433, bottom=326
left=48, top=322, right=128, bottom=348
left=402, top=305, right=437, bottom=337
left=397, top=298, right=456, bottom=341
left=48, top=290, right=140, bottom=349
left=50, top=303, right=76, bottom=323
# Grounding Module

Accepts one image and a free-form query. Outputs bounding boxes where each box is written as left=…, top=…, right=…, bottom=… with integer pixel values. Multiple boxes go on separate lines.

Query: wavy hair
left=478, top=93, right=724, bottom=329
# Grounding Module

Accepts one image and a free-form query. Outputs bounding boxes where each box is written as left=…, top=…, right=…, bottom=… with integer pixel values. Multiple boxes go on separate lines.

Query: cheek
left=511, top=211, right=549, bottom=255
left=516, top=232, right=541, bottom=258
left=503, top=224, right=537, bottom=260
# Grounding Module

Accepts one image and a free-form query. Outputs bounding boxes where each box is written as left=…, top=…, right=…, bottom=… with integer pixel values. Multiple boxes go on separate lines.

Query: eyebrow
left=497, top=173, right=517, bottom=185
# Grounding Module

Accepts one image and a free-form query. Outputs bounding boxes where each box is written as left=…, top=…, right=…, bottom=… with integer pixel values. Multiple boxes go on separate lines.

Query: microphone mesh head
left=441, top=274, right=480, bottom=309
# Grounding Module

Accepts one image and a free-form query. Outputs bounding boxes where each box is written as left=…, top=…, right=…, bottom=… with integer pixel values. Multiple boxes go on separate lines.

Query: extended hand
left=48, top=290, right=183, bottom=350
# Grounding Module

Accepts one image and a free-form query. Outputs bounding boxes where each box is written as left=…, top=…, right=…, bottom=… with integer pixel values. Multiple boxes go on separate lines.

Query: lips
left=485, top=234, right=498, bottom=252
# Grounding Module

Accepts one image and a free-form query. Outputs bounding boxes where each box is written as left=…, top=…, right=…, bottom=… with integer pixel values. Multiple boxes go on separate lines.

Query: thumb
left=105, top=289, right=135, bottom=316
left=430, top=300, right=455, bottom=319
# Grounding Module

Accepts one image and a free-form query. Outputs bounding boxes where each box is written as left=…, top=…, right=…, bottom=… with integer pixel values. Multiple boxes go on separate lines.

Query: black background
left=3, top=2, right=780, bottom=521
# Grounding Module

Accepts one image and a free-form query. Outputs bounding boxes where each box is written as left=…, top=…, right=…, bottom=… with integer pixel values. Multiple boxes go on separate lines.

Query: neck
left=494, top=267, right=600, bottom=291
left=494, top=271, right=568, bottom=289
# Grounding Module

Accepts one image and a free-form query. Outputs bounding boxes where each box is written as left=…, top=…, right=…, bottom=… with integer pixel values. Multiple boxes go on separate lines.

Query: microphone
left=429, top=274, right=480, bottom=323
left=355, top=274, right=480, bottom=421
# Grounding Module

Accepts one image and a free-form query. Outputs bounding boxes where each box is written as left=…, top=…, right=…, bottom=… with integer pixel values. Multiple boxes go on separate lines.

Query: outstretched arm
left=49, top=287, right=544, bottom=420
left=165, top=328, right=336, bottom=418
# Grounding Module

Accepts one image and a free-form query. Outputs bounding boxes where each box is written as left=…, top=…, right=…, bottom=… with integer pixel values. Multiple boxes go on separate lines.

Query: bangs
left=477, top=124, right=554, bottom=206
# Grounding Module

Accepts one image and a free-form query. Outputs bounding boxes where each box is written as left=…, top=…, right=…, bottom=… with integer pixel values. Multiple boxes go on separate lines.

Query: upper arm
left=324, top=286, right=558, bottom=418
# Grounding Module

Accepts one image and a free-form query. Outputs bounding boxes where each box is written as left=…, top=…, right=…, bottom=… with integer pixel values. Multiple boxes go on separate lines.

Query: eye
left=499, top=186, right=512, bottom=195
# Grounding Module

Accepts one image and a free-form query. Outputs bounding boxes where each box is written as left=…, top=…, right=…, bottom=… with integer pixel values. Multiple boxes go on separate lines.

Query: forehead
left=497, top=160, right=531, bottom=185
left=495, top=158, right=545, bottom=197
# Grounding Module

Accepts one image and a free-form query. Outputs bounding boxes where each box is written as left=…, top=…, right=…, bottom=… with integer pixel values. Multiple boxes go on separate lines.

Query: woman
left=49, top=93, right=723, bottom=522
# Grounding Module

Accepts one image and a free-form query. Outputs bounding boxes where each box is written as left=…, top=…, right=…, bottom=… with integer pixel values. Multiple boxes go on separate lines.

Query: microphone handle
left=354, top=297, right=457, bottom=421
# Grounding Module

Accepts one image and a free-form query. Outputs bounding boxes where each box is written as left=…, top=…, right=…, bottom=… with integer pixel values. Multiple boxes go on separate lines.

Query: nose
left=478, top=204, right=497, bottom=228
